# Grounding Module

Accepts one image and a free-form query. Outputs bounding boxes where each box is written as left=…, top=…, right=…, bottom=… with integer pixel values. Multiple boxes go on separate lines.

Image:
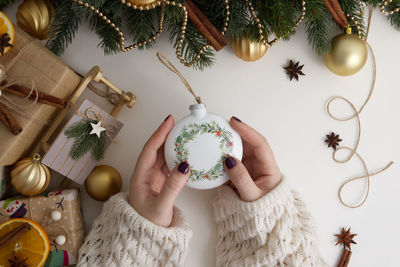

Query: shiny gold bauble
left=126, top=0, right=159, bottom=6
left=11, top=153, right=51, bottom=196
left=232, top=37, right=268, bottom=62
left=85, top=165, right=122, bottom=202
left=323, top=33, right=367, bottom=76
left=16, top=0, right=55, bottom=40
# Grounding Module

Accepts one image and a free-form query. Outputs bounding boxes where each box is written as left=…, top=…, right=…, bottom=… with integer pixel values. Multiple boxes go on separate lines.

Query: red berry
left=228, top=142, right=233, bottom=147
left=177, top=152, right=180, bottom=154
left=216, top=131, right=221, bottom=136
left=205, top=174, right=209, bottom=178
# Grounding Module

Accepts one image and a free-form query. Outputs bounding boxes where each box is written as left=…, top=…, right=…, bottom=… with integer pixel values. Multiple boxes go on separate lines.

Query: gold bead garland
left=380, top=0, right=400, bottom=15
left=244, top=0, right=306, bottom=48
left=72, top=0, right=230, bottom=67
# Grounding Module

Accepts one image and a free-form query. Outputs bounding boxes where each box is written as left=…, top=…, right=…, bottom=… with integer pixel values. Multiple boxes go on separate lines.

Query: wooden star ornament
left=335, top=227, right=357, bottom=251
left=89, top=120, right=106, bottom=138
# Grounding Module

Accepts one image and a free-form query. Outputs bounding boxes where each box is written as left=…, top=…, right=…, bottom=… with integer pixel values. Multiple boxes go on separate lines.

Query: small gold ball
left=85, top=165, right=122, bottom=202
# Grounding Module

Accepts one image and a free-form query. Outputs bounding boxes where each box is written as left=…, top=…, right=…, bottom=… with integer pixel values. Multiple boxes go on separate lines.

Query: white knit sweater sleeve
left=77, top=193, right=192, bottom=267
left=213, top=178, right=328, bottom=267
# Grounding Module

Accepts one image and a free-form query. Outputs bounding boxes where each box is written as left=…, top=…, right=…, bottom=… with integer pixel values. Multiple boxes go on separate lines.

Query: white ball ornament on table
left=164, top=104, right=242, bottom=190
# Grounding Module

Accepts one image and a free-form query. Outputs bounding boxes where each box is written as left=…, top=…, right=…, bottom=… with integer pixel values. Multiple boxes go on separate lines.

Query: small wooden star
left=90, top=120, right=106, bottom=138
left=325, top=132, right=342, bottom=150
left=335, top=227, right=357, bottom=251
left=283, top=60, right=305, bottom=81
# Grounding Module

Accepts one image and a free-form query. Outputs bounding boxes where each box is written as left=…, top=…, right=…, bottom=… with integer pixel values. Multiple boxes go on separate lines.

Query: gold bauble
left=232, top=37, right=268, bottom=62
left=11, top=153, right=51, bottom=196
left=16, top=0, right=55, bottom=40
left=85, top=165, right=122, bottom=202
left=126, top=0, right=159, bottom=7
left=323, top=33, right=367, bottom=76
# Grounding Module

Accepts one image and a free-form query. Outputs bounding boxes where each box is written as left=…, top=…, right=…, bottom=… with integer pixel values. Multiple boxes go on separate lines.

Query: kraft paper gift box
left=41, top=99, right=123, bottom=185
left=0, top=27, right=81, bottom=166
left=0, top=189, right=84, bottom=266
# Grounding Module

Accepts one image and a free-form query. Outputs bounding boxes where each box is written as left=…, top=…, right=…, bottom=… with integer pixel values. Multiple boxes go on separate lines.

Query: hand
left=128, top=115, right=190, bottom=227
left=224, top=117, right=281, bottom=202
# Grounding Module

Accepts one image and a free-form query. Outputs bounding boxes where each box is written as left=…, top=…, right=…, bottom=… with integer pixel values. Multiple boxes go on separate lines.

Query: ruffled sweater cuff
left=78, top=193, right=192, bottom=267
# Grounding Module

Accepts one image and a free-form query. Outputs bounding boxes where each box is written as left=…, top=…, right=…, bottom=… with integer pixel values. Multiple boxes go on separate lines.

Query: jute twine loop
left=157, top=52, right=202, bottom=104
left=87, top=82, right=122, bottom=105
left=328, top=7, right=393, bottom=208
left=0, top=40, right=48, bottom=124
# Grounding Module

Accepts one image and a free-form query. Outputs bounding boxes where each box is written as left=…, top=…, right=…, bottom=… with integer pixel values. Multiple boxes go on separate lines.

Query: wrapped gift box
left=0, top=27, right=81, bottom=166
left=0, top=189, right=84, bottom=266
left=42, top=99, right=123, bottom=184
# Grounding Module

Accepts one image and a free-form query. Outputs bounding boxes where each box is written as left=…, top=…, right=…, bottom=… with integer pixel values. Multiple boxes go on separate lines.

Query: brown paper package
left=0, top=27, right=81, bottom=166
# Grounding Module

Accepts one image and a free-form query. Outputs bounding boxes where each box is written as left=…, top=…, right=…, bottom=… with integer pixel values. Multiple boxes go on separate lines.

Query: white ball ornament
left=165, top=104, right=243, bottom=190
left=51, top=210, right=62, bottom=221
left=56, top=235, right=66, bottom=246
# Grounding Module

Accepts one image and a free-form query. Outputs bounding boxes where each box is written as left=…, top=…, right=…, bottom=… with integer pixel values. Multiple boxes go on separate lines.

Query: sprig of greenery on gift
left=64, top=118, right=106, bottom=161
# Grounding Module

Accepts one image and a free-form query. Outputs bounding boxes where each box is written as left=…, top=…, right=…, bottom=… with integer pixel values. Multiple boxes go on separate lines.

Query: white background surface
left=5, top=4, right=400, bottom=266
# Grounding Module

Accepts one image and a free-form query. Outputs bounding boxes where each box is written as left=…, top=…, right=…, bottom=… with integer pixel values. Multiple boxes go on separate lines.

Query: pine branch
left=46, top=0, right=83, bottom=56
left=387, top=0, right=400, bottom=30
left=125, top=8, right=157, bottom=50
left=305, top=0, right=334, bottom=55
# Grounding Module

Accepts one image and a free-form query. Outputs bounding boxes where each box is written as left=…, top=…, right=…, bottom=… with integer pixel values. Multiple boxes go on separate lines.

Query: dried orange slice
left=0, top=218, right=50, bottom=267
left=0, top=12, right=14, bottom=55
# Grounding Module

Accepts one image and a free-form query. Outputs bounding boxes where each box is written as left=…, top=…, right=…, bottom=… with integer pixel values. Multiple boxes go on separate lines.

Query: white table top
left=5, top=5, right=400, bottom=266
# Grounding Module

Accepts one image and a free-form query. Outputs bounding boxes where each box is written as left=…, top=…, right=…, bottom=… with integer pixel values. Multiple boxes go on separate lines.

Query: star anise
left=325, top=132, right=342, bottom=150
left=335, top=227, right=357, bottom=251
left=8, top=252, right=30, bottom=267
left=283, top=60, right=305, bottom=81
left=0, top=33, right=12, bottom=55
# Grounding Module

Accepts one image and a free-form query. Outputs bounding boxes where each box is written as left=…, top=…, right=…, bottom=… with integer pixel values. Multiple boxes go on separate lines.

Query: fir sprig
left=65, top=119, right=106, bottom=161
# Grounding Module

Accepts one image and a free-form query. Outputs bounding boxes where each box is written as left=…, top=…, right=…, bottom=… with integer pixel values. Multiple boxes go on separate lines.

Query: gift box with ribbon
left=0, top=27, right=81, bottom=166
left=42, top=99, right=123, bottom=184
left=0, top=189, right=84, bottom=266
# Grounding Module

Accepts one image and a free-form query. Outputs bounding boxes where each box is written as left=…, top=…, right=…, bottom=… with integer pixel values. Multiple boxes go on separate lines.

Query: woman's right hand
left=224, top=117, right=282, bottom=202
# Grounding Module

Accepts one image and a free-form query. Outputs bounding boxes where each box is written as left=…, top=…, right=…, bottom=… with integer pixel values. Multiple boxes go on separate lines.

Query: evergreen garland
left=64, top=119, right=106, bottom=161
left=1, top=0, right=400, bottom=68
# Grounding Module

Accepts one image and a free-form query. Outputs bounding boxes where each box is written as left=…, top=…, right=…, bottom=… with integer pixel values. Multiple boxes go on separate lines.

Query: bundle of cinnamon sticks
left=0, top=82, right=66, bottom=135
left=324, top=0, right=348, bottom=28
left=185, top=0, right=228, bottom=51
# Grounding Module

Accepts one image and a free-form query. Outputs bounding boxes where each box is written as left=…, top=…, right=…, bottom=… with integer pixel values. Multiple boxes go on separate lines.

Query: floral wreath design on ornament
left=174, top=121, right=233, bottom=182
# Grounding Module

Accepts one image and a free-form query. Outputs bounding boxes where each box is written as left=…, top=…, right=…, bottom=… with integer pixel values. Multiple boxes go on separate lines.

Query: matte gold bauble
left=126, top=0, right=159, bottom=7
left=232, top=37, right=268, bottom=62
left=323, top=33, right=367, bottom=76
left=85, top=165, right=122, bottom=202
left=11, top=153, right=51, bottom=196
left=16, top=0, right=55, bottom=40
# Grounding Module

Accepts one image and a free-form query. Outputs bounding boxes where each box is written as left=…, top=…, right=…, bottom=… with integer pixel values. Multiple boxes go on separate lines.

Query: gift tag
left=165, top=104, right=242, bottom=189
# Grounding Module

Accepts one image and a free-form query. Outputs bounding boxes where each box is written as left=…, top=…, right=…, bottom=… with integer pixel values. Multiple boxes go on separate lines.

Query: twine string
left=87, top=82, right=122, bottom=105
left=0, top=40, right=47, bottom=124
left=157, top=52, right=202, bottom=104
left=328, top=8, right=393, bottom=208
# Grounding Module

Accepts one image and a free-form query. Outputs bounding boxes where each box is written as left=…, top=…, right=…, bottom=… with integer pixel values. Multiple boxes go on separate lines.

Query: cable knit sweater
left=78, top=178, right=327, bottom=266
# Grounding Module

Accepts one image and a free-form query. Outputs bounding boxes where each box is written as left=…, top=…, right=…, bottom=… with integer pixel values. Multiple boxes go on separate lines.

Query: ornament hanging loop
left=157, top=52, right=202, bottom=104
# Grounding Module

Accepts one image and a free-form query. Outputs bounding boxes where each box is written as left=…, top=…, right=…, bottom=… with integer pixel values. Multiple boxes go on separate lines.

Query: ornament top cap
left=189, top=103, right=206, bottom=118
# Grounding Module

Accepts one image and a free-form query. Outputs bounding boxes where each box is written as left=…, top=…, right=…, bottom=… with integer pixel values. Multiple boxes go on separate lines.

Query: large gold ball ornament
left=11, top=153, right=51, bottom=196
left=85, top=165, right=122, bottom=202
left=232, top=37, right=268, bottom=62
left=323, top=33, right=367, bottom=76
left=16, top=0, right=55, bottom=40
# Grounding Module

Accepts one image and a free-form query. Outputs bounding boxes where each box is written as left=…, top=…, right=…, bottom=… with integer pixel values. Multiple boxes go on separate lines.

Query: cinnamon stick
left=0, top=222, right=31, bottom=248
left=186, top=0, right=228, bottom=47
left=324, top=0, right=348, bottom=29
left=185, top=1, right=224, bottom=51
left=2, top=83, right=66, bottom=109
left=337, top=249, right=351, bottom=267
left=0, top=102, right=22, bottom=135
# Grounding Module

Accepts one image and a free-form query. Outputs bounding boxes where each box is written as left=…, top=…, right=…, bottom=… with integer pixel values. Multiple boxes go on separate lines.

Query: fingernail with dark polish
left=232, top=116, right=242, bottom=122
left=225, top=156, right=237, bottom=169
left=178, top=161, right=189, bottom=174
left=164, top=114, right=171, bottom=122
